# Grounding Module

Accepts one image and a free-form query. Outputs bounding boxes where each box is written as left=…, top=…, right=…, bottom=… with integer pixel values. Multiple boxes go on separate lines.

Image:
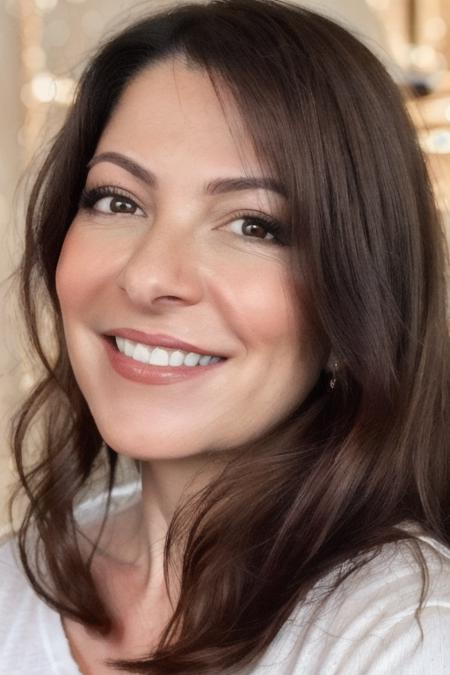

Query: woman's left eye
left=79, top=189, right=287, bottom=244
left=79, top=187, right=145, bottom=216
left=227, top=215, right=285, bottom=245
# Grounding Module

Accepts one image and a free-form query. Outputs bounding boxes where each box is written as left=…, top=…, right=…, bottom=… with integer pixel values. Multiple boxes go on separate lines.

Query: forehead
left=95, top=57, right=260, bottom=175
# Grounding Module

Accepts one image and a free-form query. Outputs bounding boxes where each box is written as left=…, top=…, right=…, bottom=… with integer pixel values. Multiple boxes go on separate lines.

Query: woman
left=2, top=0, right=450, bottom=673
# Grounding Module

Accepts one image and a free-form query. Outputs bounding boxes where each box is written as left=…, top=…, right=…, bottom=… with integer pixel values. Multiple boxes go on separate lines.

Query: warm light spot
left=410, top=45, right=439, bottom=70
left=366, top=0, right=391, bottom=10
left=420, top=129, right=450, bottom=154
left=34, top=0, right=59, bottom=11
left=54, top=78, right=76, bottom=105
left=424, top=17, right=447, bottom=43
left=31, top=72, right=57, bottom=103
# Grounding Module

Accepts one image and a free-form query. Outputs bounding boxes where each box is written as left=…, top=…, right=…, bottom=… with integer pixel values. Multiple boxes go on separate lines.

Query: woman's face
left=56, top=58, right=326, bottom=461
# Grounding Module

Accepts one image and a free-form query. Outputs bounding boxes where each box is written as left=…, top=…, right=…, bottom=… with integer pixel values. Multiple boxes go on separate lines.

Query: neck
left=92, top=451, right=226, bottom=576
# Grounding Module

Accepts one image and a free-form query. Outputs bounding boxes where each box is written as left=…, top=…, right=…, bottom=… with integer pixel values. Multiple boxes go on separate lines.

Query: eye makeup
left=79, top=184, right=290, bottom=245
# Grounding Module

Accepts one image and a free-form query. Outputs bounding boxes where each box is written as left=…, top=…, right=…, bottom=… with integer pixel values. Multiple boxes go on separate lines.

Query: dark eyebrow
left=206, top=176, right=286, bottom=198
left=87, top=151, right=287, bottom=198
left=87, top=152, right=155, bottom=186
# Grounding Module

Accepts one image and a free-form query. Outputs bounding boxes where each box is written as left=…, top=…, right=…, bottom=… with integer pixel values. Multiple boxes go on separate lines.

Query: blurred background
left=1, top=0, right=450, bottom=535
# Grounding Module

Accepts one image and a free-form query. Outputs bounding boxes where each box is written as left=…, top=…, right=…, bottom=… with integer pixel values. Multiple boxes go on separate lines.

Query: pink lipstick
left=102, top=333, right=226, bottom=385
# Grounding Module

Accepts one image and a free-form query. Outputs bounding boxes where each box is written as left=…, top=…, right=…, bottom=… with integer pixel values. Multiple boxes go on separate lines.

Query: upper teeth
left=115, top=337, right=222, bottom=367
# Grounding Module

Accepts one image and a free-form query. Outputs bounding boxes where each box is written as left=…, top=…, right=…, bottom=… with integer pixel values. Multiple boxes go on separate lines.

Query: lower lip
left=103, top=337, right=226, bottom=385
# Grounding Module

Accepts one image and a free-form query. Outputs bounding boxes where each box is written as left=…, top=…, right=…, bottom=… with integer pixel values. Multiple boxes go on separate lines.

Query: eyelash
left=79, top=185, right=288, bottom=246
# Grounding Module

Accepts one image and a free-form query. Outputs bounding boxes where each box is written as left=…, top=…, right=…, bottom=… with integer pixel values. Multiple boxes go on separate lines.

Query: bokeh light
left=54, top=77, right=76, bottom=105
left=34, top=0, right=59, bottom=12
left=366, top=0, right=391, bottom=10
left=420, top=128, right=450, bottom=154
left=410, top=44, right=440, bottom=69
left=30, top=71, right=57, bottom=103
left=425, top=17, right=448, bottom=43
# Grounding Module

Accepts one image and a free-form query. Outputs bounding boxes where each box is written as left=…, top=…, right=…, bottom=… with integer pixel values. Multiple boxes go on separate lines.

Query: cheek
left=55, top=226, right=114, bottom=318
left=218, top=256, right=326, bottom=384
left=55, top=232, right=81, bottom=317
left=215, top=256, right=304, bottom=351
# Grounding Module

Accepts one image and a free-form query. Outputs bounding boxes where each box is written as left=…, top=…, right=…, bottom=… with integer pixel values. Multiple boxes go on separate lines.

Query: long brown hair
left=10, top=1, right=450, bottom=672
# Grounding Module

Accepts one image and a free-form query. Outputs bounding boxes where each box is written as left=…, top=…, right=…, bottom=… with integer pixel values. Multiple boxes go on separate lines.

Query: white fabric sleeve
left=287, top=538, right=450, bottom=675
left=246, top=536, right=450, bottom=674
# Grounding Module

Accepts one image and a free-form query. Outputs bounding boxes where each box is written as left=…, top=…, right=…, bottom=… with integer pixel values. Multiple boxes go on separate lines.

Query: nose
left=117, top=220, right=204, bottom=311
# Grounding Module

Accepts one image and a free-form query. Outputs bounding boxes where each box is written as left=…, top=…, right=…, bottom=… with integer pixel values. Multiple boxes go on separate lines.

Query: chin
left=97, top=425, right=211, bottom=462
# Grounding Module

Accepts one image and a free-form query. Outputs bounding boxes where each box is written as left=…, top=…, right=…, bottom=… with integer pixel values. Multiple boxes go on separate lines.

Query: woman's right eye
left=79, top=187, right=145, bottom=216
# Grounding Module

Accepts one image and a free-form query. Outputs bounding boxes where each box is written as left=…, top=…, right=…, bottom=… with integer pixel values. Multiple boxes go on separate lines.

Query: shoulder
left=0, top=536, right=44, bottom=643
left=299, top=534, right=450, bottom=674
left=0, top=536, right=43, bottom=668
left=0, top=535, right=30, bottom=602
left=254, top=532, right=450, bottom=674
left=0, top=536, right=78, bottom=674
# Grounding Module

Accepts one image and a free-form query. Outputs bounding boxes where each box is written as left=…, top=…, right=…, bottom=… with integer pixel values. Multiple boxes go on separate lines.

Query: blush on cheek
left=56, top=226, right=101, bottom=314
left=242, top=281, right=301, bottom=345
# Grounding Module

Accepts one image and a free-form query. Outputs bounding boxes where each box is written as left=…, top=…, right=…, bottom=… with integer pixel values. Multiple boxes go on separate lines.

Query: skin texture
left=56, top=57, right=325, bottom=470
left=55, top=57, right=327, bottom=665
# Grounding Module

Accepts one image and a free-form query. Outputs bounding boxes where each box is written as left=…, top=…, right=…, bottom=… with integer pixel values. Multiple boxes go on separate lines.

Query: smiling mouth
left=109, top=336, right=226, bottom=368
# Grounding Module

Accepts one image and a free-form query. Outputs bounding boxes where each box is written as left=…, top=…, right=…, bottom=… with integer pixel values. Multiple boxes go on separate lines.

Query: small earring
left=329, top=360, right=339, bottom=391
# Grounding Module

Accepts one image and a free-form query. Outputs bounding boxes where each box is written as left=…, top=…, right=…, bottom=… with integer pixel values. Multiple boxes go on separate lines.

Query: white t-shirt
left=1, top=521, right=450, bottom=674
